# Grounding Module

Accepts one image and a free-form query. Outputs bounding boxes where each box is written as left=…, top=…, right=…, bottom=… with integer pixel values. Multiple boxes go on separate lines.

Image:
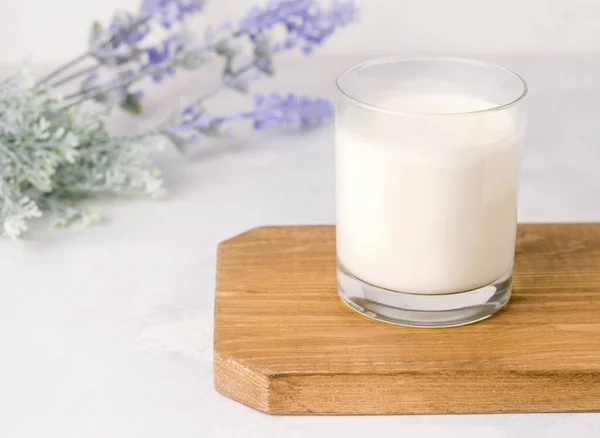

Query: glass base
left=337, top=263, right=512, bottom=328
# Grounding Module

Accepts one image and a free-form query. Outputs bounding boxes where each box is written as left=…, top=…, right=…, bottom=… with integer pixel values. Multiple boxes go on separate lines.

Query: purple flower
left=91, top=12, right=149, bottom=65
left=143, top=36, right=184, bottom=81
left=250, top=92, right=333, bottom=130
left=108, top=11, right=150, bottom=43
left=237, top=0, right=357, bottom=54
left=164, top=91, right=332, bottom=148
left=141, top=0, right=205, bottom=28
left=177, top=105, right=216, bottom=129
left=168, top=104, right=224, bottom=136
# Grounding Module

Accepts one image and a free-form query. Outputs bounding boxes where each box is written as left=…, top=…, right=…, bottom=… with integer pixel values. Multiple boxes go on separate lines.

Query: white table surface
left=1, top=54, right=599, bottom=438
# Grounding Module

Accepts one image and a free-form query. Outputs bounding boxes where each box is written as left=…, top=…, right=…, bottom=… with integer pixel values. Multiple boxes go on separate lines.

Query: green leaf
left=227, top=80, right=249, bottom=94
left=89, top=21, right=104, bottom=46
left=197, top=120, right=225, bottom=137
left=214, top=38, right=239, bottom=58
left=255, top=57, right=274, bottom=75
left=178, top=50, right=208, bottom=70
left=120, top=93, right=142, bottom=115
left=253, top=34, right=272, bottom=58
left=0, top=70, right=165, bottom=239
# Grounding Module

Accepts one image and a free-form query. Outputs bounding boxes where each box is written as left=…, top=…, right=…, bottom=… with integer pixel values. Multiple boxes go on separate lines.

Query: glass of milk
left=336, top=57, right=527, bottom=327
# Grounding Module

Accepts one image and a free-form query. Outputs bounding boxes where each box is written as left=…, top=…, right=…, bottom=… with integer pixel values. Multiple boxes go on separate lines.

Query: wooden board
left=214, top=224, right=600, bottom=415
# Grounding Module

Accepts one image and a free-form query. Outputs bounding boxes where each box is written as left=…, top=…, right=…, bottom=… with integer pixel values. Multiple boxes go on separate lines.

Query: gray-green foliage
left=0, top=68, right=164, bottom=239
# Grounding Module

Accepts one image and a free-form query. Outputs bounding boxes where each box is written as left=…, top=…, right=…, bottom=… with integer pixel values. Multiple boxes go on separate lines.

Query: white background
left=4, top=0, right=600, bottom=64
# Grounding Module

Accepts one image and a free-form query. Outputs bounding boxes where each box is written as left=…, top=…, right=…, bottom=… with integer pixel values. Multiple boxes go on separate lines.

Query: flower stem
left=112, top=85, right=227, bottom=143
left=188, top=84, right=225, bottom=107
left=50, top=65, right=97, bottom=88
left=37, top=15, right=151, bottom=87
left=177, top=61, right=255, bottom=110
left=37, top=53, right=91, bottom=86
left=61, top=62, right=166, bottom=110
left=116, top=130, right=162, bottom=142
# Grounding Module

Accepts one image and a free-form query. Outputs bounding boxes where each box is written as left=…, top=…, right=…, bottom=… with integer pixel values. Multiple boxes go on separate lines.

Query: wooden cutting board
left=214, top=224, right=600, bottom=414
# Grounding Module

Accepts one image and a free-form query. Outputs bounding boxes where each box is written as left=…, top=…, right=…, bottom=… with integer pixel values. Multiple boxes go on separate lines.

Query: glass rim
left=335, top=56, right=528, bottom=116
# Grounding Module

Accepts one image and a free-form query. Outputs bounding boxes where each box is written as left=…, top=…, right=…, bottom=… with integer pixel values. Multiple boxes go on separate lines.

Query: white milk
left=336, top=92, right=523, bottom=295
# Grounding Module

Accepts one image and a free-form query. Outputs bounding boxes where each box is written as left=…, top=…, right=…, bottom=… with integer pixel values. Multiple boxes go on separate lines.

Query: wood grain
left=214, top=224, right=600, bottom=414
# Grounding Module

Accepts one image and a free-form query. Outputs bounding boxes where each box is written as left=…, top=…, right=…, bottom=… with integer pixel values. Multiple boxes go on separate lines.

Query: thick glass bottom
left=337, top=262, right=512, bottom=328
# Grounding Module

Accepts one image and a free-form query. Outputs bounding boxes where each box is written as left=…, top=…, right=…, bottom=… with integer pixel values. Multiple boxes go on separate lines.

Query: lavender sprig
left=160, top=92, right=333, bottom=150
left=38, top=0, right=205, bottom=88
left=250, top=92, right=333, bottom=129
left=0, top=0, right=357, bottom=239
left=237, top=0, right=357, bottom=54
left=142, top=0, right=206, bottom=28
left=65, top=0, right=355, bottom=112
left=70, top=0, right=355, bottom=141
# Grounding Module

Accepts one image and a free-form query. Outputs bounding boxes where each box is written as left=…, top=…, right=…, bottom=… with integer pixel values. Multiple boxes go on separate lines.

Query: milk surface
left=336, top=92, right=523, bottom=294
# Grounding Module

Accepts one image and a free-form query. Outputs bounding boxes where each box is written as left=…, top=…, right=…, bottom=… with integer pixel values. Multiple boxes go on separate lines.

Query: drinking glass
left=336, top=57, right=527, bottom=327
